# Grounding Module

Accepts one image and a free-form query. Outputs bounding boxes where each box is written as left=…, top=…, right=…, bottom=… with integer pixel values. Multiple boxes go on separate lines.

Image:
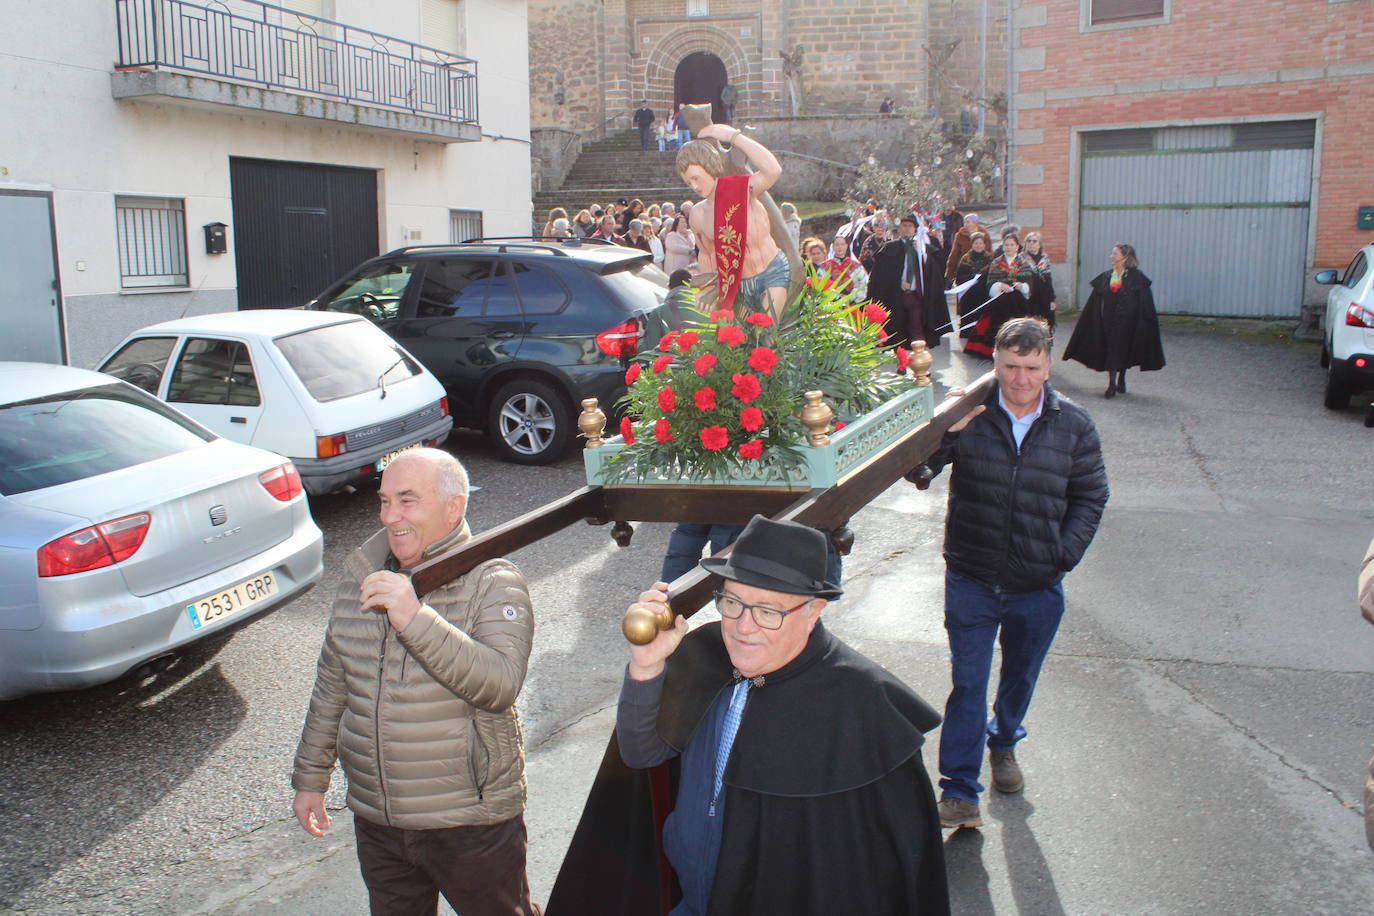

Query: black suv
left=307, top=240, right=667, bottom=464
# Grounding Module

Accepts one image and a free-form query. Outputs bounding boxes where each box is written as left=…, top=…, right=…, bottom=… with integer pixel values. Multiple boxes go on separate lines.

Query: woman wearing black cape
left=1063, top=242, right=1166, bottom=398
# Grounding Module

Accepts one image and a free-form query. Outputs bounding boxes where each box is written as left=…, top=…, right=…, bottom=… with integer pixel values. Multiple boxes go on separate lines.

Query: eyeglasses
left=713, top=591, right=811, bottom=631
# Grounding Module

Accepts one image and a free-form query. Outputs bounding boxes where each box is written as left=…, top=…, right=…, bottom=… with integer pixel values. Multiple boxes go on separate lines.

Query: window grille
left=116, top=196, right=188, bottom=288
left=450, top=209, right=484, bottom=243
left=1090, top=0, right=1165, bottom=25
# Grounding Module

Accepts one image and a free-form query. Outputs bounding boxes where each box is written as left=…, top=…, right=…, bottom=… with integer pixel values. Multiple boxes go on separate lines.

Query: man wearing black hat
left=869, top=213, right=948, bottom=350
left=545, top=516, right=949, bottom=916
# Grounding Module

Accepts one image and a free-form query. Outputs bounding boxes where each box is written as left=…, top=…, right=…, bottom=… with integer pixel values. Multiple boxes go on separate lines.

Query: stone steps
left=534, top=130, right=690, bottom=219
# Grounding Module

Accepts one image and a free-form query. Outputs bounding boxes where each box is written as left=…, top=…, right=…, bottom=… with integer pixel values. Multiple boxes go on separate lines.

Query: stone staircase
left=532, top=130, right=688, bottom=221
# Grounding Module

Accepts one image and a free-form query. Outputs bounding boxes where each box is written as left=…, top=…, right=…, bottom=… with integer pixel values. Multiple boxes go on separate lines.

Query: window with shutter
left=450, top=209, right=484, bottom=243
left=1089, top=0, right=1166, bottom=25
left=421, top=0, right=464, bottom=55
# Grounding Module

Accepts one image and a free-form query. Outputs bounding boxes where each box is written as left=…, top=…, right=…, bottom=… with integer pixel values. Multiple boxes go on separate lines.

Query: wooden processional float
left=402, top=352, right=995, bottom=635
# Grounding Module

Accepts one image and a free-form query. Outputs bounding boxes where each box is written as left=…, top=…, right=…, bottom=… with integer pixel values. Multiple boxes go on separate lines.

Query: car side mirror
left=1314, top=269, right=1339, bottom=285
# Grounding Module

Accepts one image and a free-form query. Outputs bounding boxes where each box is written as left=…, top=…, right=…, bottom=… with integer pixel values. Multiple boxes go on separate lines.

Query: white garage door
left=1077, top=121, right=1314, bottom=318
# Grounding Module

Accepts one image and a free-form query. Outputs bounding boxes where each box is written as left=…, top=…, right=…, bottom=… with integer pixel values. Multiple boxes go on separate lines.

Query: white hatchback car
left=1315, top=245, right=1374, bottom=414
left=98, top=311, right=454, bottom=494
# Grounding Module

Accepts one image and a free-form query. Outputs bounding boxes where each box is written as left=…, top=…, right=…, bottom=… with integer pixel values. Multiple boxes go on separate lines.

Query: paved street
left=3, top=317, right=1373, bottom=915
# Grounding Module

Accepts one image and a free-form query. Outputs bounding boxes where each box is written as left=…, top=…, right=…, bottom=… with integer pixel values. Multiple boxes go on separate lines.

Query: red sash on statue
left=713, top=174, right=750, bottom=309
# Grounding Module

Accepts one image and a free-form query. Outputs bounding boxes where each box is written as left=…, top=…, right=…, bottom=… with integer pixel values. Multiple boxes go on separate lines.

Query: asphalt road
left=2, top=317, right=1373, bottom=915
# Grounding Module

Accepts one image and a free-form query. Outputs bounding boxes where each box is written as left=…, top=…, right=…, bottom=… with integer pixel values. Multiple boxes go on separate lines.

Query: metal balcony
left=111, top=0, right=480, bottom=143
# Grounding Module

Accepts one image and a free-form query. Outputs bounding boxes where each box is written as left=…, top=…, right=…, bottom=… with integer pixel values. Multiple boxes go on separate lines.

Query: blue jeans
left=938, top=570, right=1065, bottom=803
left=660, top=523, right=844, bottom=595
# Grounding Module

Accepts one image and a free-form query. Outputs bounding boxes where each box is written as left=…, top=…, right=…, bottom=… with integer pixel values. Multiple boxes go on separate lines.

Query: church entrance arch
left=674, top=52, right=727, bottom=124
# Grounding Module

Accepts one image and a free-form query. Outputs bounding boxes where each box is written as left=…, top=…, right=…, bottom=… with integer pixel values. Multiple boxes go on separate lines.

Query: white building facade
left=1, top=0, right=532, bottom=367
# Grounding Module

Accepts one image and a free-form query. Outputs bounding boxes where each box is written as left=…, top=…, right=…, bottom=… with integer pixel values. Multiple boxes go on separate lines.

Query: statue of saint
left=675, top=121, right=795, bottom=321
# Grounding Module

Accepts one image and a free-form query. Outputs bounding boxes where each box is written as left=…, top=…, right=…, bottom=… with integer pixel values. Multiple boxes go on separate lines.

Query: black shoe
left=1104, top=382, right=1116, bottom=399
left=1116, top=375, right=1127, bottom=394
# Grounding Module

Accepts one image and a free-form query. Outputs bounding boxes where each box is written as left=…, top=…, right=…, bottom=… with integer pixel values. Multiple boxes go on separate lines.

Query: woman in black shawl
left=953, top=231, right=992, bottom=341
left=1063, top=242, right=1166, bottom=397
left=1023, top=231, right=1057, bottom=330
left=964, top=233, right=1037, bottom=359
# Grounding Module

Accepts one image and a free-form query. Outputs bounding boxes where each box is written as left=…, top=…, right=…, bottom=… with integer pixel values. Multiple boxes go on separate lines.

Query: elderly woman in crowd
left=573, top=209, right=597, bottom=238
left=663, top=214, right=696, bottom=275
left=550, top=217, right=572, bottom=239
left=1063, top=242, right=1166, bottom=397
left=541, top=206, right=568, bottom=239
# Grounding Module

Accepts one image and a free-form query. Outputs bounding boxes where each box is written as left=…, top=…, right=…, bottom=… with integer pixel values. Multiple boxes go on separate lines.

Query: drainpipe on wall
left=978, top=0, right=988, bottom=134
left=1005, top=0, right=1015, bottom=214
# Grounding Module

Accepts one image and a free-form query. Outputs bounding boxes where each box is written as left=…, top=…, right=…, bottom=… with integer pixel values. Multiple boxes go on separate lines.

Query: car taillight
left=439, top=396, right=450, bottom=416
left=259, top=463, right=304, bottom=501
left=596, top=318, right=642, bottom=357
left=316, top=433, right=347, bottom=458
left=1346, top=303, right=1374, bottom=328
left=37, top=513, right=152, bottom=577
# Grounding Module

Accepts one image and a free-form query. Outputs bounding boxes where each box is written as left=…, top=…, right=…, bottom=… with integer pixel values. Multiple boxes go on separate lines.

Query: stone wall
left=747, top=114, right=917, bottom=169
left=528, top=0, right=605, bottom=131
left=926, top=0, right=1010, bottom=123
left=529, top=128, right=582, bottom=193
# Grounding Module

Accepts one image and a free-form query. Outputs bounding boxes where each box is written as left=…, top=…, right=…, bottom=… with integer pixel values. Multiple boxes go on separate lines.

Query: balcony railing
left=115, top=0, right=478, bottom=125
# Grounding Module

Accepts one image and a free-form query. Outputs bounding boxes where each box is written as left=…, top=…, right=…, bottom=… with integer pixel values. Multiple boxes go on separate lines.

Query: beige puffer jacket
left=292, top=522, right=534, bottom=828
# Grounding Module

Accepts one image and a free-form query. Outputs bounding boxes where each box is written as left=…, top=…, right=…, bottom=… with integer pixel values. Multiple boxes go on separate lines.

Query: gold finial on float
left=578, top=397, right=606, bottom=448
left=910, top=340, right=933, bottom=386
left=623, top=601, right=676, bottom=645
left=800, top=390, right=834, bottom=447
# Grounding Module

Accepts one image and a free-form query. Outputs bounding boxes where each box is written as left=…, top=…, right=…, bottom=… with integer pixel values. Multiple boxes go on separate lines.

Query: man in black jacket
left=633, top=99, right=655, bottom=151
left=925, top=317, right=1108, bottom=829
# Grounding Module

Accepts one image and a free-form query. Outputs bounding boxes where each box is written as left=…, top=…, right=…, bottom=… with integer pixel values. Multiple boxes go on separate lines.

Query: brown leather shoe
left=938, top=797, right=983, bottom=829
left=990, top=749, right=1024, bottom=793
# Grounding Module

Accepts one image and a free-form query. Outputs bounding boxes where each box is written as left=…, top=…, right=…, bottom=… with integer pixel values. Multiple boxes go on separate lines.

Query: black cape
left=545, top=622, right=949, bottom=916
left=869, top=238, right=950, bottom=349
left=1063, top=268, right=1166, bottom=372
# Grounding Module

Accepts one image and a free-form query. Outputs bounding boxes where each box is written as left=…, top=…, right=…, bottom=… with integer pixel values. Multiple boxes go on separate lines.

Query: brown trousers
left=354, top=813, right=536, bottom=916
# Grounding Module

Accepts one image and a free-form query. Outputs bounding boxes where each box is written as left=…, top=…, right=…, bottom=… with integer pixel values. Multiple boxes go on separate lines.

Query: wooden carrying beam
left=406, top=373, right=994, bottom=604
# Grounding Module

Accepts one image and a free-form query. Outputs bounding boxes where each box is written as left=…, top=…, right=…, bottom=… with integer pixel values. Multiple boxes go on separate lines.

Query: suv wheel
left=488, top=378, right=574, bottom=464
left=1323, top=362, right=1350, bottom=410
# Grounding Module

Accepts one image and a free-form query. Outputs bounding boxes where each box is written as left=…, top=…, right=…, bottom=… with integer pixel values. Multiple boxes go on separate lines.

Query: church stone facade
left=529, top=0, right=1005, bottom=133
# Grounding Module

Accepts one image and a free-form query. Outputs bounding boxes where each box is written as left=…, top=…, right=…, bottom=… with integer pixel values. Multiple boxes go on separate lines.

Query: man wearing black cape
left=869, top=213, right=949, bottom=350
left=545, top=516, right=949, bottom=915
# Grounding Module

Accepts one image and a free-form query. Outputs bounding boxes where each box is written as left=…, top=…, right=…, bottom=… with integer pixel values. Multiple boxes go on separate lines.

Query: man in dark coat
left=634, top=99, right=656, bottom=151
left=923, top=317, right=1108, bottom=830
left=545, top=516, right=949, bottom=916
left=869, top=214, right=949, bottom=349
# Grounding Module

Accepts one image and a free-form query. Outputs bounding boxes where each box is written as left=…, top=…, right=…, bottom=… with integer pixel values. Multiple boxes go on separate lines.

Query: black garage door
left=230, top=158, right=378, bottom=309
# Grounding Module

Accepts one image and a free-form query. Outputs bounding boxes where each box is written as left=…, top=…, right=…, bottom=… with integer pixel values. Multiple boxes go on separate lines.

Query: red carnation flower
left=694, top=386, right=716, bottom=411
left=658, top=386, right=676, bottom=412
left=625, top=362, right=642, bottom=385
left=878, top=329, right=889, bottom=343
left=620, top=416, right=635, bottom=444
left=745, top=312, right=774, bottom=327
left=654, top=418, right=674, bottom=442
left=895, top=347, right=912, bottom=372
left=717, top=324, right=746, bottom=347
left=699, top=425, right=729, bottom=451
left=731, top=372, right=762, bottom=403
left=693, top=352, right=718, bottom=376
left=659, top=331, right=678, bottom=350
left=739, top=406, right=763, bottom=431
left=652, top=354, right=673, bottom=373
left=834, top=421, right=847, bottom=431
left=864, top=302, right=888, bottom=325
left=748, top=346, right=778, bottom=375
left=677, top=330, right=699, bottom=351
left=710, top=309, right=734, bottom=323
left=738, top=439, right=764, bottom=460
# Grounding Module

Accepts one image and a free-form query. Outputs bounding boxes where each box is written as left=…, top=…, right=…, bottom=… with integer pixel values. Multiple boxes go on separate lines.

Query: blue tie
left=710, top=679, right=751, bottom=817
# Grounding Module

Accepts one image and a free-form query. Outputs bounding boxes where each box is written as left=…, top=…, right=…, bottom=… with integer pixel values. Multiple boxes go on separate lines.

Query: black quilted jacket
left=927, top=383, right=1108, bottom=593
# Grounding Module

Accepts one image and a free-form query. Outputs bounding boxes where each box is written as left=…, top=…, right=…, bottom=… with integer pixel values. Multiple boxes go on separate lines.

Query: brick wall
left=1012, top=0, right=1374, bottom=301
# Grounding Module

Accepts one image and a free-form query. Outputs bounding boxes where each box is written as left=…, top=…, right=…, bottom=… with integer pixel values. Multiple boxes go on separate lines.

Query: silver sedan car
left=0, top=363, right=324, bottom=700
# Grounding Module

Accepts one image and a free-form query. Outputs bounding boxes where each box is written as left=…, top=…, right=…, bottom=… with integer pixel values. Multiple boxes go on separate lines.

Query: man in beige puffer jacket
left=291, top=449, right=537, bottom=915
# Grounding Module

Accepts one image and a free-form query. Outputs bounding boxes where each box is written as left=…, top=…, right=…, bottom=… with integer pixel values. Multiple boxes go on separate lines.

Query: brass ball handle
left=622, top=601, right=676, bottom=645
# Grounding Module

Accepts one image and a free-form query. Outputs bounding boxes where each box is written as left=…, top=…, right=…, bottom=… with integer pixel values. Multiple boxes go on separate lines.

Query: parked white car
left=98, top=311, right=454, bottom=494
left=1315, top=246, right=1374, bottom=414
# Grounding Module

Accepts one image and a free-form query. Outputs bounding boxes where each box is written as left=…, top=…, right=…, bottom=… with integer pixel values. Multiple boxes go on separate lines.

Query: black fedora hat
left=701, top=516, right=842, bottom=599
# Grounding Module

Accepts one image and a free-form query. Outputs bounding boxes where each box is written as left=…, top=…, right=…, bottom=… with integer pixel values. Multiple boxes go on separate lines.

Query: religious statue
left=674, top=105, right=804, bottom=321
